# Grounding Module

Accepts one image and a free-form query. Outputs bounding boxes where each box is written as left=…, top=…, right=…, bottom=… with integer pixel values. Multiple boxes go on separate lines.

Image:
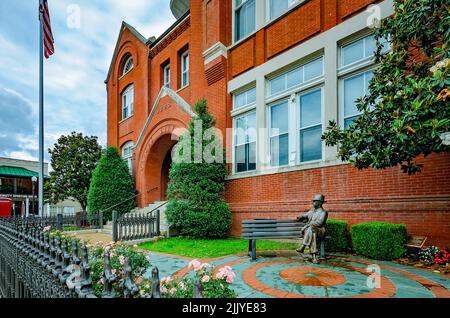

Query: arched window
left=122, top=84, right=134, bottom=120
left=122, top=56, right=134, bottom=76
left=122, top=141, right=134, bottom=174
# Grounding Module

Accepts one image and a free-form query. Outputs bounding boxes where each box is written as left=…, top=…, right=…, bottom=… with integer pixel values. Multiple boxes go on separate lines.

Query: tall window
left=163, top=64, right=170, bottom=88
left=122, top=56, right=133, bottom=76
left=122, top=141, right=134, bottom=174
left=234, top=112, right=256, bottom=173
left=269, top=100, right=289, bottom=167
left=233, top=87, right=257, bottom=173
left=266, top=56, right=324, bottom=167
left=122, top=85, right=134, bottom=120
left=299, top=89, right=322, bottom=162
left=235, top=0, right=255, bottom=42
left=181, top=51, right=189, bottom=88
left=339, top=34, right=387, bottom=128
left=269, top=0, right=298, bottom=20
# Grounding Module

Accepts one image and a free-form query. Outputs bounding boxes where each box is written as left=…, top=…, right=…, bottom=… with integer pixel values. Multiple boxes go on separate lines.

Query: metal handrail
left=146, top=201, right=168, bottom=216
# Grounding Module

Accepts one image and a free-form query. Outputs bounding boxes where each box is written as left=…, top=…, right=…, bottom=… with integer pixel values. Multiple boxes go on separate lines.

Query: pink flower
left=169, top=288, right=177, bottom=295
left=135, top=277, right=144, bottom=284
left=178, top=281, right=185, bottom=289
left=201, top=275, right=210, bottom=283
left=119, top=255, right=125, bottom=266
left=145, top=255, right=151, bottom=261
left=200, top=263, right=212, bottom=270
left=188, top=259, right=202, bottom=270
left=161, top=276, right=172, bottom=284
left=43, top=226, right=51, bottom=233
left=161, top=286, right=168, bottom=294
left=226, top=273, right=235, bottom=284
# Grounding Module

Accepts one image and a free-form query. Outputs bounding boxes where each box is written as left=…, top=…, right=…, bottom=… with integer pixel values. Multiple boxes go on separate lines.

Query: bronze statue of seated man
left=296, top=194, right=328, bottom=264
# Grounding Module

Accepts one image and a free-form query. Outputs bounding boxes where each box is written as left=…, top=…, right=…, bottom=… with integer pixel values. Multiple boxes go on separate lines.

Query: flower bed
left=160, top=260, right=237, bottom=298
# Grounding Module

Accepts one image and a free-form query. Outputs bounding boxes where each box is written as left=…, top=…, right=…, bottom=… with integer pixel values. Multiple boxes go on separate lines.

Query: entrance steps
left=128, top=201, right=170, bottom=236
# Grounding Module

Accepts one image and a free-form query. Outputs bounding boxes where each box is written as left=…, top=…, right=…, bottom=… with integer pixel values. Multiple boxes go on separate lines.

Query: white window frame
left=121, top=85, right=134, bottom=120
left=232, top=86, right=256, bottom=112
left=267, top=0, right=300, bottom=21
left=234, top=0, right=256, bottom=43
left=267, top=56, right=324, bottom=99
left=339, top=69, right=374, bottom=129
left=338, top=33, right=386, bottom=129
left=181, top=51, right=189, bottom=88
left=265, top=56, right=325, bottom=168
left=163, top=64, right=170, bottom=88
left=267, top=98, right=290, bottom=168
left=297, top=86, right=324, bottom=164
left=122, top=141, right=134, bottom=174
left=122, top=56, right=134, bottom=76
left=233, top=111, right=257, bottom=174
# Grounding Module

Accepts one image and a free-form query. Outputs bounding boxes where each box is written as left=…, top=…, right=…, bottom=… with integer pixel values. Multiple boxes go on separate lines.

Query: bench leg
left=250, top=240, right=257, bottom=261
left=320, top=240, right=325, bottom=259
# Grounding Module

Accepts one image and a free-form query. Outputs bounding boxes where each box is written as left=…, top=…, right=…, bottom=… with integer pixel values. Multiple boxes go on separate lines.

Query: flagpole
left=38, top=0, right=44, bottom=217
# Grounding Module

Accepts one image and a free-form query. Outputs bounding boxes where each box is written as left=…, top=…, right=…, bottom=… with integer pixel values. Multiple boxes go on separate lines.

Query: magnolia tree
left=322, top=0, right=450, bottom=174
left=45, top=132, right=102, bottom=211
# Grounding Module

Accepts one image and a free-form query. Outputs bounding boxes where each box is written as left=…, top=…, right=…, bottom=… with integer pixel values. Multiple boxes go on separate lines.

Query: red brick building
left=106, top=0, right=450, bottom=246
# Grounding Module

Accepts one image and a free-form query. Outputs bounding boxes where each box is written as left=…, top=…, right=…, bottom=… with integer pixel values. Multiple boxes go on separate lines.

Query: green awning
left=0, top=166, right=49, bottom=179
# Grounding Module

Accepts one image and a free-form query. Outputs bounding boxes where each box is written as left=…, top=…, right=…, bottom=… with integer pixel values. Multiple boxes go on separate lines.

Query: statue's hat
left=312, top=194, right=326, bottom=203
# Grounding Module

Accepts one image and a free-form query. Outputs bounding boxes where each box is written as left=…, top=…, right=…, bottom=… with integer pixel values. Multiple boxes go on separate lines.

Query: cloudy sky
left=0, top=0, right=175, bottom=163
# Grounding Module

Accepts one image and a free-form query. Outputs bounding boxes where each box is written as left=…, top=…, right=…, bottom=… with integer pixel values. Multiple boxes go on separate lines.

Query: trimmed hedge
left=350, top=222, right=407, bottom=260
left=324, top=219, right=349, bottom=252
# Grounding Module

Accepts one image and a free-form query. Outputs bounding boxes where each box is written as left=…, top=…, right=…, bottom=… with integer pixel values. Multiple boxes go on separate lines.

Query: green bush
left=87, top=147, right=136, bottom=221
left=166, top=99, right=231, bottom=239
left=324, top=219, right=348, bottom=252
left=350, top=222, right=407, bottom=260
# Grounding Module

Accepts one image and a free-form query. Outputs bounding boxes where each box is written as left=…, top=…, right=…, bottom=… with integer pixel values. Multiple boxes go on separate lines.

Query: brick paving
left=140, top=250, right=450, bottom=298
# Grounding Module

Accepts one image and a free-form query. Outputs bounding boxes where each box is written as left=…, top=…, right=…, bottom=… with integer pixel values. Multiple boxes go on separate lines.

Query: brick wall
left=226, top=153, right=450, bottom=246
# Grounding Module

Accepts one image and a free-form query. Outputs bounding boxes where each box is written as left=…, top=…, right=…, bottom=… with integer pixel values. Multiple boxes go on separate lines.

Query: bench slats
left=242, top=227, right=303, bottom=235
left=242, top=219, right=299, bottom=224
left=243, top=223, right=304, bottom=229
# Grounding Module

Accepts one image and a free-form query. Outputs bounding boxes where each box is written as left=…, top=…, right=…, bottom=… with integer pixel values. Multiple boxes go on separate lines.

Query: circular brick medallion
left=279, top=266, right=346, bottom=286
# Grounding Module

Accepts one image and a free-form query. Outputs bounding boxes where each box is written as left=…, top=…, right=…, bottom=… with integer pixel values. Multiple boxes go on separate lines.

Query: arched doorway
left=160, top=145, right=174, bottom=201
left=142, top=134, right=177, bottom=205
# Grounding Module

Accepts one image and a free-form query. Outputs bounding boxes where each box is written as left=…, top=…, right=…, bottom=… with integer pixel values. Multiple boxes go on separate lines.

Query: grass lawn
left=137, top=237, right=298, bottom=259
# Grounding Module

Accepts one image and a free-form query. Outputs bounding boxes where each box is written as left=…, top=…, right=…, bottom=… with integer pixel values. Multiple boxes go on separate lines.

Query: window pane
left=342, top=38, right=364, bottom=66
left=365, top=71, right=374, bottom=89
left=304, top=58, right=323, bottom=81
left=344, top=115, right=359, bottom=129
left=344, top=73, right=365, bottom=118
left=246, top=112, right=257, bottom=143
left=248, top=142, right=256, bottom=171
left=270, top=0, right=288, bottom=19
left=300, top=126, right=322, bottom=162
left=300, top=89, right=321, bottom=128
left=236, top=0, right=255, bottom=41
left=270, top=75, right=285, bottom=95
left=247, top=87, right=256, bottom=104
left=286, top=68, right=302, bottom=89
left=270, top=101, right=288, bottom=135
left=235, top=145, right=247, bottom=172
left=235, top=93, right=246, bottom=109
left=235, top=117, right=246, bottom=145
left=271, top=133, right=289, bottom=166
left=364, top=35, right=376, bottom=58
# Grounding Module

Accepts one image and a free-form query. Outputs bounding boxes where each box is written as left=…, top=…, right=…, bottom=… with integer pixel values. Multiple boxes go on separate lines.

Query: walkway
left=141, top=250, right=450, bottom=298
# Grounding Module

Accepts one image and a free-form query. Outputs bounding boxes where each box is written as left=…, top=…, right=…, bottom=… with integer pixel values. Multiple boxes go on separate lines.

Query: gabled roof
left=105, top=22, right=154, bottom=84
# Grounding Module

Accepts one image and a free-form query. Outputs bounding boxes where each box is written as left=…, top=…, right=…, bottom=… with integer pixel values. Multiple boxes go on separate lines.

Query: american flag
left=40, top=0, right=54, bottom=59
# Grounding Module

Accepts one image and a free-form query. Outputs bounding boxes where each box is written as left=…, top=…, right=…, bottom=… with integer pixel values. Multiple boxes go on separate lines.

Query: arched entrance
left=160, top=145, right=174, bottom=201
left=142, top=134, right=177, bottom=205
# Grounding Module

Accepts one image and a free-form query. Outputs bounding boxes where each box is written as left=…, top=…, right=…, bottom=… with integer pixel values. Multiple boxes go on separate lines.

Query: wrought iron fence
left=0, top=217, right=163, bottom=298
left=112, top=210, right=160, bottom=242
left=58, top=212, right=103, bottom=230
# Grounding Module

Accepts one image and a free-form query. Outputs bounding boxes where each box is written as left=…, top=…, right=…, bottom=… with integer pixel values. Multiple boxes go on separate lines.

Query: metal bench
left=242, top=219, right=327, bottom=261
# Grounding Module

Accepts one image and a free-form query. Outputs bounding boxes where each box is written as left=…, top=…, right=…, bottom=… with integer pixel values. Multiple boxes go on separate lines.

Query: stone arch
left=136, top=119, right=188, bottom=206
